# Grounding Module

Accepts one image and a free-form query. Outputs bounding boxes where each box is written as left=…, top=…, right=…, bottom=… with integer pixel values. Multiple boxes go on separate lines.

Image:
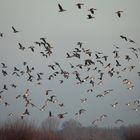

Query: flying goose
left=12, top=26, right=20, bottom=33
left=58, top=4, right=66, bottom=12
left=88, top=8, right=97, bottom=14
left=116, top=11, right=123, bottom=18
left=76, top=3, right=84, bottom=9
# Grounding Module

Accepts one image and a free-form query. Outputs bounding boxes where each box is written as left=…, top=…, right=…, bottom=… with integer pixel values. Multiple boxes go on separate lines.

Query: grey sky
left=0, top=0, right=140, bottom=127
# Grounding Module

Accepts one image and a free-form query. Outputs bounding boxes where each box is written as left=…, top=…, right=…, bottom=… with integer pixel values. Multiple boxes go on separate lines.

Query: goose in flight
left=116, top=11, right=123, bottom=18
left=40, top=37, right=47, bottom=44
left=129, top=38, right=136, bottom=44
left=0, top=32, right=3, bottom=37
left=12, top=26, right=20, bottom=33
left=58, top=112, right=68, bottom=119
left=115, top=119, right=124, bottom=124
left=1, top=63, right=7, bottom=68
left=88, top=8, right=97, bottom=14
left=49, top=111, right=53, bottom=117
left=58, top=4, right=66, bottom=12
left=3, top=84, right=8, bottom=90
left=76, top=3, right=84, bottom=9
left=100, top=114, right=108, bottom=121
left=28, top=46, right=35, bottom=52
left=116, top=60, right=121, bottom=67
left=45, top=90, right=52, bottom=95
left=77, top=42, right=82, bottom=48
left=87, top=14, right=95, bottom=19
left=18, top=43, right=25, bottom=50
left=120, top=35, right=127, bottom=41
left=96, top=94, right=104, bottom=98
left=79, top=109, right=86, bottom=115
left=4, top=102, right=10, bottom=106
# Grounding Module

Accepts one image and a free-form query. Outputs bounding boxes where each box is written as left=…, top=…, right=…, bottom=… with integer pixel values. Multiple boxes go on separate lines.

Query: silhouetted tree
left=41, top=117, right=60, bottom=132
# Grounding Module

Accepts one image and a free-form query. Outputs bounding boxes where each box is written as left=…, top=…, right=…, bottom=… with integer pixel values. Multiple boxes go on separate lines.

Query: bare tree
left=41, top=117, right=60, bottom=132
left=61, top=119, right=82, bottom=130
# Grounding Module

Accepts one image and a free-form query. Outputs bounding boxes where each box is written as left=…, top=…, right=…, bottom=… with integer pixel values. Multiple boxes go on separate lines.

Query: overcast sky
left=0, top=0, right=140, bottom=127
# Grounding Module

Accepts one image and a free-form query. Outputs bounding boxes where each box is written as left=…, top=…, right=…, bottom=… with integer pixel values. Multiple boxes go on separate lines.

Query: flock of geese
left=57, top=3, right=124, bottom=19
left=0, top=2, right=140, bottom=127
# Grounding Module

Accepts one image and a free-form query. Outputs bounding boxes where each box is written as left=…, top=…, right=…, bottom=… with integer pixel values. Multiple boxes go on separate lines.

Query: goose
left=58, top=4, right=66, bottom=12
left=2, top=70, right=8, bottom=76
left=120, top=35, right=127, bottom=41
left=18, top=43, right=25, bottom=50
left=1, top=63, right=7, bottom=68
left=88, top=8, right=97, bottom=14
left=45, top=90, right=52, bottom=95
left=87, top=14, right=95, bottom=19
left=115, top=119, right=124, bottom=124
left=116, top=11, right=123, bottom=18
left=3, top=84, right=8, bottom=90
left=58, top=112, right=68, bottom=119
left=76, top=3, right=84, bottom=9
left=0, top=32, right=3, bottom=37
left=12, top=26, right=20, bottom=33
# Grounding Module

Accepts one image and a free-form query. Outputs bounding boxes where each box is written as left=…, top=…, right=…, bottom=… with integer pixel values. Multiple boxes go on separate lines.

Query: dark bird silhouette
left=23, top=108, right=30, bottom=115
left=37, top=73, right=42, bottom=81
left=95, top=54, right=101, bottom=59
left=88, top=8, right=97, bottom=14
left=45, top=90, right=52, bottom=95
left=69, top=63, right=75, bottom=68
left=116, top=60, right=121, bottom=66
left=66, top=52, right=73, bottom=58
left=115, top=119, right=124, bottom=124
left=18, top=43, right=25, bottom=50
left=116, top=11, right=123, bottom=17
left=59, top=103, right=64, bottom=107
left=40, top=37, right=47, bottom=44
left=97, top=60, right=104, bottom=66
left=28, top=46, right=35, bottom=52
left=4, top=102, right=10, bottom=106
left=48, top=64, right=55, bottom=70
left=34, top=41, right=41, bottom=46
left=120, top=35, right=127, bottom=41
left=125, top=55, right=132, bottom=61
left=129, top=39, right=136, bottom=44
left=58, top=112, right=68, bottom=119
left=23, top=61, right=27, bottom=66
left=79, top=109, right=86, bottom=115
left=1, top=63, right=7, bottom=68
left=85, top=59, right=95, bottom=66
left=77, top=42, right=82, bottom=48
left=10, top=84, right=17, bottom=88
left=49, top=111, right=52, bottom=117
left=0, top=32, right=3, bottom=37
left=2, top=70, right=8, bottom=76
left=16, top=95, right=21, bottom=99
left=102, top=56, right=108, bottom=61
left=95, top=51, right=103, bottom=54
left=96, top=94, right=104, bottom=98
left=58, top=4, right=66, bottom=12
left=3, top=84, right=8, bottom=90
left=14, top=67, right=20, bottom=71
left=12, top=26, right=19, bottom=33
left=87, top=14, right=95, bottom=19
left=76, top=3, right=84, bottom=9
